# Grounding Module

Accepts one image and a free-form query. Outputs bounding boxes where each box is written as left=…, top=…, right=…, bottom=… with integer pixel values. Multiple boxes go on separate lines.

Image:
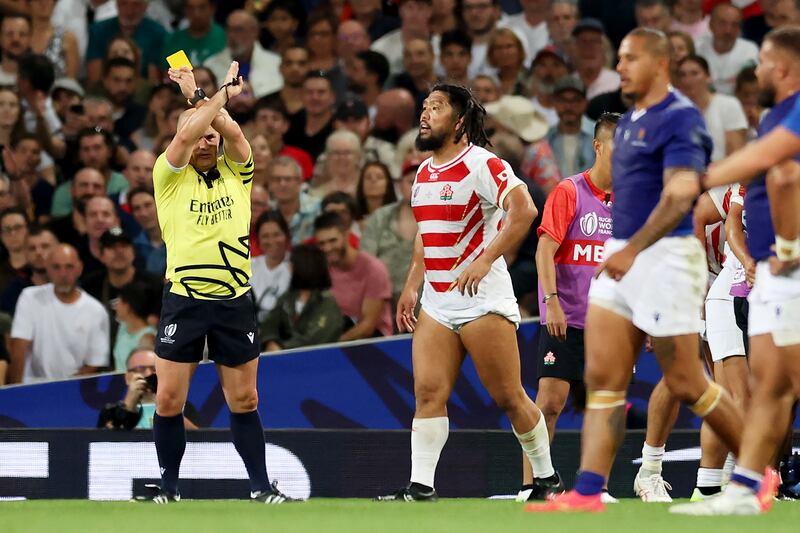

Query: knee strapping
left=691, top=381, right=723, bottom=417
left=586, top=390, right=626, bottom=409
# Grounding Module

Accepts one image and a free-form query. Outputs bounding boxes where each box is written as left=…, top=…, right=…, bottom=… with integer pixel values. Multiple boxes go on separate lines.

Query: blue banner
left=0, top=321, right=701, bottom=429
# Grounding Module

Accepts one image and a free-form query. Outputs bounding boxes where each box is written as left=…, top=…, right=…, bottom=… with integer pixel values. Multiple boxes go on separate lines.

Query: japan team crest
left=439, top=184, right=454, bottom=201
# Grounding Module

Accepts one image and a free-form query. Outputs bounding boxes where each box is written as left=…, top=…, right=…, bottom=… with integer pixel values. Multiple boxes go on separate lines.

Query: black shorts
left=155, top=284, right=260, bottom=367
left=734, top=296, right=749, bottom=355
left=537, top=326, right=585, bottom=382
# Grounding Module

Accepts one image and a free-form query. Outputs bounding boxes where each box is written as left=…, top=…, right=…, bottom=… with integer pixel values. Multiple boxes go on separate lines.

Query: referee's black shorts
left=155, top=283, right=260, bottom=367
left=537, top=325, right=585, bottom=383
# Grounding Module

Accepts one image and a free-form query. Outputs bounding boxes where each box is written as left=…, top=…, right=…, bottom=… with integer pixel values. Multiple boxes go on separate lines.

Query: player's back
left=611, top=90, right=712, bottom=241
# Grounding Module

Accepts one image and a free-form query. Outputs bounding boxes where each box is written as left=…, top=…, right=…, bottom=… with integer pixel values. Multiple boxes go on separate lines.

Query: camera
left=144, top=373, right=158, bottom=393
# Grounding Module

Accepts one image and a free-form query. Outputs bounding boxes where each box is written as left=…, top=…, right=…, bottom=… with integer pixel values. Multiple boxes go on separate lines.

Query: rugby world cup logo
left=580, top=212, right=599, bottom=236
left=161, top=323, right=177, bottom=344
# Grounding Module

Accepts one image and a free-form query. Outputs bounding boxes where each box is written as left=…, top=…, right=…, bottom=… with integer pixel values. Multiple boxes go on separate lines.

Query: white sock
left=513, top=414, right=555, bottom=479
left=722, top=453, right=735, bottom=485
left=696, top=467, right=723, bottom=487
left=640, top=443, right=665, bottom=475
left=410, top=417, right=449, bottom=489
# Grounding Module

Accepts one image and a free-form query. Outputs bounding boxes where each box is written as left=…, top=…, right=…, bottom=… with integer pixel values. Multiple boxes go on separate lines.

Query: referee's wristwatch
left=187, top=87, right=207, bottom=107
left=542, top=292, right=558, bottom=304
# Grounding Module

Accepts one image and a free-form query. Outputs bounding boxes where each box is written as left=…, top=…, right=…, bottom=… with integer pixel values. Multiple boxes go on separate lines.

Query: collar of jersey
left=427, top=143, right=474, bottom=172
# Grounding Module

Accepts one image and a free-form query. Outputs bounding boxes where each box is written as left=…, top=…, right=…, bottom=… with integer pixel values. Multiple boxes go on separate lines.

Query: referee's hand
left=222, top=61, right=244, bottom=98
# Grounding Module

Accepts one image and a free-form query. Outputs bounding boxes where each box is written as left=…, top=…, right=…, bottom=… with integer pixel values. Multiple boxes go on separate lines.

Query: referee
left=146, top=61, right=287, bottom=504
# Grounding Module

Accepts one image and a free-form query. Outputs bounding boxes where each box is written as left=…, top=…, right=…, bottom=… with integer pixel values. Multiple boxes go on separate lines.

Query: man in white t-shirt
left=695, top=3, right=759, bottom=95
left=8, top=244, right=109, bottom=383
left=506, top=0, right=551, bottom=61
left=572, top=19, right=620, bottom=100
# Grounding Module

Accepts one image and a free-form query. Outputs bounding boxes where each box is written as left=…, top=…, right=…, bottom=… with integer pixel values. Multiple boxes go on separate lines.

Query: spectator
left=0, top=15, right=31, bottom=85
left=131, top=84, right=181, bottom=152
left=81, top=195, right=122, bottom=278
left=82, top=226, right=162, bottom=339
left=225, top=78, right=258, bottom=127
left=394, top=128, right=431, bottom=170
left=264, top=46, right=310, bottom=118
left=250, top=211, right=291, bottom=322
left=102, top=57, right=147, bottom=147
left=260, top=244, right=344, bottom=351
left=670, top=0, right=710, bottom=40
left=487, top=27, right=528, bottom=96
left=572, top=18, right=620, bottom=100
left=321, top=191, right=363, bottom=245
left=471, top=74, right=501, bottom=104
left=93, top=35, right=152, bottom=104
left=193, top=65, right=218, bottom=97
left=372, top=88, right=416, bottom=144
left=634, top=0, right=673, bottom=33
left=51, top=128, right=128, bottom=217
left=391, top=37, right=440, bottom=116
left=249, top=183, right=271, bottom=257
left=305, top=9, right=345, bottom=92
left=333, top=95, right=398, bottom=178
left=311, top=130, right=362, bottom=198
left=346, top=49, right=390, bottom=121
left=361, top=160, right=417, bottom=306
left=284, top=71, right=336, bottom=161
left=8, top=134, right=55, bottom=221
left=86, top=0, right=167, bottom=84
left=162, top=0, right=226, bottom=66
left=249, top=133, right=272, bottom=190
left=204, top=10, right=282, bottom=99
left=111, top=281, right=156, bottom=371
left=528, top=45, right=571, bottom=127
left=128, top=187, right=165, bottom=276
left=259, top=0, right=303, bottom=54
left=431, top=0, right=458, bottom=35
left=545, top=77, right=594, bottom=178
left=0, top=208, right=29, bottom=297
left=50, top=77, right=84, bottom=127
left=0, top=225, right=57, bottom=316
left=337, top=20, right=372, bottom=68
left=29, top=0, right=79, bottom=79
left=9, top=244, right=109, bottom=383
left=439, top=29, right=472, bottom=87
left=314, top=212, right=393, bottom=340
left=506, top=0, right=552, bottom=59
left=0, top=176, right=16, bottom=212
left=96, top=348, right=200, bottom=429
left=17, top=53, right=65, bottom=170
left=120, top=149, right=155, bottom=197
left=695, top=3, right=759, bottom=96
left=372, top=0, right=433, bottom=76
left=356, top=160, right=397, bottom=223
left=0, top=86, right=25, bottom=152
left=253, top=97, right=313, bottom=180
left=677, top=54, right=747, bottom=162
left=351, top=0, right=400, bottom=42
left=667, top=30, right=694, bottom=84
left=734, top=66, right=761, bottom=139
left=547, top=0, right=580, bottom=52
left=268, top=156, right=320, bottom=245
left=462, top=0, right=504, bottom=78
left=49, top=167, right=106, bottom=251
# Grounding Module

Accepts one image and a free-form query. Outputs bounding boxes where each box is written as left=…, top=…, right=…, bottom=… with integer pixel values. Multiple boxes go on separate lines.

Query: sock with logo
left=230, top=410, right=270, bottom=493
left=153, top=412, right=186, bottom=496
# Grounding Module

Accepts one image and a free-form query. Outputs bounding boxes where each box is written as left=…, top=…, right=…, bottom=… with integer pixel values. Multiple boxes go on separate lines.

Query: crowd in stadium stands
left=0, top=0, right=795, bottom=387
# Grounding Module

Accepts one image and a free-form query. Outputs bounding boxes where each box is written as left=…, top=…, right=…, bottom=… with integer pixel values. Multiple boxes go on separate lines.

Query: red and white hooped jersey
left=705, top=185, right=735, bottom=275
left=411, top=144, right=524, bottom=311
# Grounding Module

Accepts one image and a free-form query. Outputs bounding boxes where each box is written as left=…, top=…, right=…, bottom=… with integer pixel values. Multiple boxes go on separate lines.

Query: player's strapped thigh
left=689, top=381, right=724, bottom=417
left=586, top=390, right=626, bottom=410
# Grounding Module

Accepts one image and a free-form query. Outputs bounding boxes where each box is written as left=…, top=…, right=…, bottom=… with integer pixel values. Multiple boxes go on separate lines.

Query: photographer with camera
left=97, top=348, right=198, bottom=430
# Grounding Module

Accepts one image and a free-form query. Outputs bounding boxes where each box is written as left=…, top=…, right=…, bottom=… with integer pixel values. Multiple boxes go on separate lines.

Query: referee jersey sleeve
left=222, top=146, right=255, bottom=185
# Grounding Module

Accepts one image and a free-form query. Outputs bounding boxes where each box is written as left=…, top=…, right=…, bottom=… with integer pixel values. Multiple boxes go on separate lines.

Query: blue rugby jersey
left=611, top=90, right=712, bottom=240
left=745, top=91, right=800, bottom=261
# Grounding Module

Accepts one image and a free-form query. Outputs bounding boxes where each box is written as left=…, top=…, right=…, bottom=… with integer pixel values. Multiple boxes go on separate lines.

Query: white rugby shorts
left=748, top=261, right=800, bottom=347
left=705, top=264, right=746, bottom=361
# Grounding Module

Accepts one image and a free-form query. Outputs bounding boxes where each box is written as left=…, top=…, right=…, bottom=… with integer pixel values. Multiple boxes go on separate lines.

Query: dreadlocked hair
left=430, top=83, right=492, bottom=148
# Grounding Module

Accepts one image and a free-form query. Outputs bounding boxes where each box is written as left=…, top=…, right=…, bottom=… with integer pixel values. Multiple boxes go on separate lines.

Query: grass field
left=2, top=499, right=799, bottom=533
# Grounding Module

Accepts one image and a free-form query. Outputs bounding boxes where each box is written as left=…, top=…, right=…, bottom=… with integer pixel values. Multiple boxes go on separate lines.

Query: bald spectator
left=0, top=15, right=32, bottom=85
left=9, top=244, right=109, bottom=383
left=547, top=0, right=579, bottom=51
left=82, top=195, right=121, bottom=278
left=253, top=97, right=314, bottom=180
left=346, top=50, right=390, bottom=121
left=85, top=0, right=167, bottom=83
left=0, top=226, right=58, bottom=316
left=372, top=0, right=433, bottom=76
left=670, top=0, right=710, bottom=40
left=635, top=0, right=673, bottom=33
left=128, top=188, right=165, bottom=276
left=284, top=71, right=336, bottom=161
left=162, top=0, right=226, bottom=66
left=204, top=10, right=283, bottom=98
left=507, top=0, right=551, bottom=59
left=390, top=38, right=438, bottom=117
left=50, top=168, right=106, bottom=251
left=338, top=20, right=372, bottom=66
left=372, top=88, right=416, bottom=144
left=572, top=19, right=620, bottom=100
left=696, top=4, right=759, bottom=95
left=264, top=46, right=310, bottom=118
left=351, top=0, right=400, bottom=41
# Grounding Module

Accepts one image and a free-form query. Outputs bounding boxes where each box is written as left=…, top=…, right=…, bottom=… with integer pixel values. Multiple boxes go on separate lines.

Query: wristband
left=775, top=235, right=800, bottom=261
left=542, top=292, right=558, bottom=303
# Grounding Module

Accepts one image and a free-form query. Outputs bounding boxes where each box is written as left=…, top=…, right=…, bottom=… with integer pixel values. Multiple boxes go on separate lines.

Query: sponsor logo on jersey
left=429, top=172, right=439, bottom=181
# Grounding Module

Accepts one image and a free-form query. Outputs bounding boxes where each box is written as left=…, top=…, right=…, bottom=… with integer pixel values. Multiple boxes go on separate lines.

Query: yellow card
left=166, top=50, right=193, bottom=70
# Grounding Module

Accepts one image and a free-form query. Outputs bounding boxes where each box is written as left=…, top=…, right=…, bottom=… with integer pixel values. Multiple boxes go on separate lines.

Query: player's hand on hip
left=545, top=298, right=568, bottom=341
left=396, top=287, right=418, bottom=333
left=450, top=256, right=491, bottom=297
left=223, top=61, right=244, bottom=98
left=595, top=245, right=637, bottom=281
left=768, top=255, right=800, bottom=276
left=168, top=66, right=197, bottom=99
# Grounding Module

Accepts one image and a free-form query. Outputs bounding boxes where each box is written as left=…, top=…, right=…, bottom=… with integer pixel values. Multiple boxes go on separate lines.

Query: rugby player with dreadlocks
left=376, top=84, right=563, bottom=501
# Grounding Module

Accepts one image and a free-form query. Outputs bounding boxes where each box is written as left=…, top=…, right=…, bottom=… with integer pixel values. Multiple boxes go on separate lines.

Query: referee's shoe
left=251, top=481, right=295, bottom=504
left=134, top=484, right=180, bottom=504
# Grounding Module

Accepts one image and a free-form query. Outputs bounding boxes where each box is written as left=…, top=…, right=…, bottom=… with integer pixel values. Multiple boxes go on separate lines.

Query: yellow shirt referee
left=147, top=61, right=290, bottom=505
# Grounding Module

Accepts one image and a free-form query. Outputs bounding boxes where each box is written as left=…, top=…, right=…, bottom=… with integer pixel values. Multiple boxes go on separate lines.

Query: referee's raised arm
left=165, top=61, right=244, bottom=169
